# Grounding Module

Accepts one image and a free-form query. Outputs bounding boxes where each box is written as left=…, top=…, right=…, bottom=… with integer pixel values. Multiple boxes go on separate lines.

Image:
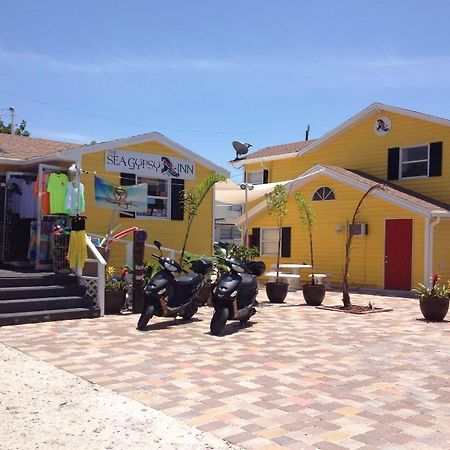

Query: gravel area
left=0, top=343, right=239, bottom=450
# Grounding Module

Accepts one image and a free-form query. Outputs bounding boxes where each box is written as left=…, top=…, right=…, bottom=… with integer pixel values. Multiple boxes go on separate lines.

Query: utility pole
left=8, top=107, right=15, bottom=135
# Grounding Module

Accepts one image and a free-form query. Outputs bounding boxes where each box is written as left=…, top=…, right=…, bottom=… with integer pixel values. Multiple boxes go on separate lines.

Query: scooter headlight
left=231, top=263, right=244, bottom=273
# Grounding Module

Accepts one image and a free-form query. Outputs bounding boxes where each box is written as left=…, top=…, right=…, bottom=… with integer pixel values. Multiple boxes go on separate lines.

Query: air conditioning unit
left=349, top=223, right=368, bottom=236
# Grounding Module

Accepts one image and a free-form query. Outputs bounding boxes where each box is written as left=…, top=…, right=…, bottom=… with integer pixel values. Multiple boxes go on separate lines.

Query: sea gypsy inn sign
left=105, top=149, right=196, bottom=180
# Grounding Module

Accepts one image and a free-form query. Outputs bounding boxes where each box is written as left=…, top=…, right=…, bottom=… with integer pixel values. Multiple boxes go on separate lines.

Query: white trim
left=237, top=102, right=450, bottom=165
left=229, top=151, right=299, bottom=167
left=235, top=164, right=450, bottom=226
left=424, top=217, right=430, bottom=287
left=427, top=217, right=441, bottom=287
left=57, top=132, right=230, bottom=177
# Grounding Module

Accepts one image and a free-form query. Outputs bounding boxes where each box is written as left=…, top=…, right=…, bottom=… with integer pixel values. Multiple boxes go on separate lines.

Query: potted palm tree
left=265, top=184, right=289, bottom=303
left=295, top=192, right=325, bottom=306
left=412, top=273, right=450, bottom=321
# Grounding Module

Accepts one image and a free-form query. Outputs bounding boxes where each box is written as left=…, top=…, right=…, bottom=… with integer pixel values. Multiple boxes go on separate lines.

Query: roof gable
left=236, top=164, right=450, bottom=226
left=233, top=102, right=450, bottom=166
left=61, top=132, right=229, bottom=176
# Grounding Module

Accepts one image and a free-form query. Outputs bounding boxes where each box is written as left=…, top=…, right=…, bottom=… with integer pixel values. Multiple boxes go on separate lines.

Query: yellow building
left=232, top=103, right=450, bottom=291
left=0, top=132, right=228, bottom=271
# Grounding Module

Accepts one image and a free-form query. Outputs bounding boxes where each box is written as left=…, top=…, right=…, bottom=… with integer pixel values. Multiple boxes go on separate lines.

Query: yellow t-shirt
left=47, top=173, right=69, bottom=214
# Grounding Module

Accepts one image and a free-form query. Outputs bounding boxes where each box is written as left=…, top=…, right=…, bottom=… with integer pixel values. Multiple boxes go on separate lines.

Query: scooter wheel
left=137, top=305, right=155, bottom=331
left=210, top=308, right=229, bottom=336
left=181, top=304, right=198, bottom=320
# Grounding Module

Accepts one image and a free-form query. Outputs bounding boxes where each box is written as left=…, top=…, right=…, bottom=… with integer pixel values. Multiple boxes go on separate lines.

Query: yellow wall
left=246, top=110, right=450, bottom=203
left=250, top=174, right=425, bottom=289
left=81, top=141, right=215, bottom=268
left=433, top=219, right=450, bottom=282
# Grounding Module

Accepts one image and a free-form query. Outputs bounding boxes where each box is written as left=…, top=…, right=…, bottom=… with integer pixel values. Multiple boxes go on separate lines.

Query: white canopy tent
left=215, top=179, right=293, bottom=205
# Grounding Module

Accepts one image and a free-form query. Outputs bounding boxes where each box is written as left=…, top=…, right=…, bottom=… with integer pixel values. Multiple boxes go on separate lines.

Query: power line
left=0, top=88, right=303, bottom=136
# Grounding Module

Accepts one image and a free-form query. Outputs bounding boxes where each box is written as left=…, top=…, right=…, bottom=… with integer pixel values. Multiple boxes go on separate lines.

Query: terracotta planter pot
left=419, top=296, right=449, bottom=321
left=302, top=283, right=326, bottom=306
left=266, top=281, right=289, bottom=303
left=105, top=290, right=126, bottom=314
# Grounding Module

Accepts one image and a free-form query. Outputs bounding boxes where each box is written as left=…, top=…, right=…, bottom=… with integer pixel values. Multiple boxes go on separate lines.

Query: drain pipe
left=425, top=216, right=441, bottom=287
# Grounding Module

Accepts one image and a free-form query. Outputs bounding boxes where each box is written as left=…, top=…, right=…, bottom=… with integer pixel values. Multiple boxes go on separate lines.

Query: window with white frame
left=260, top=228, right=279, bottom=256
left=312, top=186, right=335, bottom=201
left=245, top=170, right=264, bottom=185
left=400, top=144, right=429, bottom=179
left=136, top=177, right=170, bottom=219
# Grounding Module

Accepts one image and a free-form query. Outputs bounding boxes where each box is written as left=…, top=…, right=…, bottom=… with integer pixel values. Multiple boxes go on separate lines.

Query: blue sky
left=1, top=0, right=450, bottom=181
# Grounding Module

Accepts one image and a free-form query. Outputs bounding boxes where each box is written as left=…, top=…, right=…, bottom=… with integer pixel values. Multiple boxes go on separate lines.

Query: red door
left=384, top=219, right=413, bottom=290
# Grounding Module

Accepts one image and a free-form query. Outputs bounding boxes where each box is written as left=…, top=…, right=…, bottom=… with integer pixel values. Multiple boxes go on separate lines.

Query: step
left=0, top=284, right=84, bottom=300
left=0, top=307, right=101, bottom=327
left=0, top=296, right=94, bottom=314
left=0, top=274, right=78, bottom=288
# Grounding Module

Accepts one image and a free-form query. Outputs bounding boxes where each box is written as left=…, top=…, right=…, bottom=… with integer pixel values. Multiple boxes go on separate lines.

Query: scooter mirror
left=153, top=240, right=162, bottom=251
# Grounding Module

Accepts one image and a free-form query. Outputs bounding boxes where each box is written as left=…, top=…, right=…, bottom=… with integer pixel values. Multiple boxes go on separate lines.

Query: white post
left=97, top=262, right=105, bottom=316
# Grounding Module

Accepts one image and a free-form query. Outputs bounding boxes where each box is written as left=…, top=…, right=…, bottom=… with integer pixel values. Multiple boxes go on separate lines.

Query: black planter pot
left=419, top=296, right=449, bottom=321
left=266, top=282, right=289, bottom=303
left=302, top=283, right=326, bottom=306
left=105, top=290, right=126, bottom=314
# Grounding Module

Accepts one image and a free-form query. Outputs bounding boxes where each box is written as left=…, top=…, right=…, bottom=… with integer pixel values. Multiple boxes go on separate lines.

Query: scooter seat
left=168, top=272, right=202, bottom=307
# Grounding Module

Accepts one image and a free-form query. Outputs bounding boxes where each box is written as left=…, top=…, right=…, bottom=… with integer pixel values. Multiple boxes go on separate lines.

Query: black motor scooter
left=137, top=240, right=212, bottom=331
left=210, top=256, right=265, bottom=336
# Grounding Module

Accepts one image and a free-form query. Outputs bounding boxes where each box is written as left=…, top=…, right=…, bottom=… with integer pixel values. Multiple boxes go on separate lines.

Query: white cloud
left=1, top=46, right=450, bottom=88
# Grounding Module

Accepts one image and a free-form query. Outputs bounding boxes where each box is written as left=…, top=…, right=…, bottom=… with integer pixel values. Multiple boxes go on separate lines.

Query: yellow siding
left=247, top=110, right=450, bottom=203
left=81, top=141, right=214, bottom=269
left=250, top=174, right=424, bottom=289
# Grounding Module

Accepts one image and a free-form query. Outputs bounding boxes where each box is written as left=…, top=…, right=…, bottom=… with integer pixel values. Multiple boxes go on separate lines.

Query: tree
left=295, top=192, right=316, bottom=284
left=179, top=172, right=227, bottom=263
left=342, top=184, right=384, bottom=308
left=0, top=119, right=31, bottom=136
left=265, top=184, right=289, bottom=283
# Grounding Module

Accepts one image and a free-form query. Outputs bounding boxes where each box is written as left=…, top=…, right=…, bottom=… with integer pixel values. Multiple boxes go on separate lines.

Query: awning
left=215, top=179, right=292, bottom=204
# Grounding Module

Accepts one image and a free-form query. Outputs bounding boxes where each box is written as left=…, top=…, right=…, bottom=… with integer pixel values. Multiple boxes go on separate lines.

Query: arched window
left=312, top=186, right=335, bottom=201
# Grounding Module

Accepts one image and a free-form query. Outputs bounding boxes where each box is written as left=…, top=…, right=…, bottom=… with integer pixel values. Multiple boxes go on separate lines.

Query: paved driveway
left=1, top=290, right=450, bottom=449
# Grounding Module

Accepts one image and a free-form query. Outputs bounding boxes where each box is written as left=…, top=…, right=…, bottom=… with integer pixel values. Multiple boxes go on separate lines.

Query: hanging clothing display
left=68, top=216, right=87, bottom=270
left=47, top=172, right=69, bottom=214
left=8, top=176, right=37, bottom=219
left=65, top=182, right=85, bottom=216
left=34, top=172, right=50, bottom=215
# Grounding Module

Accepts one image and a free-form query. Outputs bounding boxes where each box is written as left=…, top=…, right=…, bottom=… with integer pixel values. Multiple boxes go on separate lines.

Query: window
left=245, top=170, right=264, bottom=185
left=312, top=186, right=335, bottom=201
left=400, top=145, right=429, bottom=179
left=260, top=228, right=278, bottom=256
left=136, top=177, right=170, bottom=219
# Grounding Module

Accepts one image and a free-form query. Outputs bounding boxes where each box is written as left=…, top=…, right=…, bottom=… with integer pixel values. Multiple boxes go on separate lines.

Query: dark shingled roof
left=0, top=134, right=77, bottom=161
left=325, top=165, right=450, bottom=213
left=244, top=139, right=317, bottom=160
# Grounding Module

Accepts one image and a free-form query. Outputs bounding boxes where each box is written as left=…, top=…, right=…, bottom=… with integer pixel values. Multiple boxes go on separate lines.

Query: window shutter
left=281, top=227, right=291, bottom=258
left=170, top=179, right=184, bottom=221
left=429, top=142, right=443, bottom=177
left=387, top=147, right=400, bottom=180
left=263, top=169, right=269, bottom=184
left=251, top=228, right=260, bottom=252
left=119, top=172, right=136, bottom=218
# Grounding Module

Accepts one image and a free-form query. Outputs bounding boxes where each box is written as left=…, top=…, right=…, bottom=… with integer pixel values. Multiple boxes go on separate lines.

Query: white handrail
left=85, top=236, right=107, bottom=316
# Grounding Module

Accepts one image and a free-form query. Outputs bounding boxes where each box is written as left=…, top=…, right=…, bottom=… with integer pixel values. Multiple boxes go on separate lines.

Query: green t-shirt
left=47, top=173, right=69, bottom=214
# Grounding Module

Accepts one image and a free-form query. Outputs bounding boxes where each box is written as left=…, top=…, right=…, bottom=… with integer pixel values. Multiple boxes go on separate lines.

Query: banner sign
left=105, top=149, right=196, bottom=180
left=94, top=175, right=148, bottom=212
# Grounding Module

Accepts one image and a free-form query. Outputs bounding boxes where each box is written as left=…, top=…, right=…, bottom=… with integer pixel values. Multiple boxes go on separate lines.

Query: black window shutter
left=252, top=228, right=260, bottom=252
left=429, top=142, right=443, bottom=177
left=263, top=169, right=269, bottom=184
left=387, top=147, right=400, bottom=180
left=119, top=173, right=136, bottom=218
left=281, top=227, right=291, bottom=257
left=170, top=179, right=184, bottom=221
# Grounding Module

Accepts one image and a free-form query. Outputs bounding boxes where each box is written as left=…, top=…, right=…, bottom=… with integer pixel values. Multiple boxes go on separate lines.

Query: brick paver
left=1, top=290, right=449, bottom=449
